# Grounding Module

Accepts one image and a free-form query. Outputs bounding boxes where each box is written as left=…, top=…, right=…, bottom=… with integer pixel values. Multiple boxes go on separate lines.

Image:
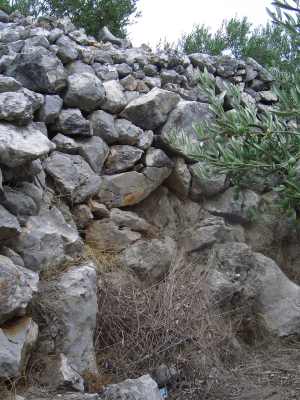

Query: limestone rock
left=121, top=87, right=180, bottom=130
left=190, top=162, right=229, bottom=199
left=0, top=317, right=38, bottom=378
left=0, top=204, right=21, bottom=239
left=0, top=122, right=55, bottom=167
left=76, top=136, right=109, bottom=174
left=56, top=35, right=79, bottom=64
left=115, top=119, right=143, bottom=145
left=0, top=91, right=40, bottom=125
left=0, top=256, right=38, bottom=324
left=102, top=80, right=127, bottom=114
left=56, top=108, right=91, bottom=137
left=110, top=208, right=153, bottom=234
left=89, top=110, right=118, bottom=144
left=44, top=152, right=102, bottom=204
left=165, top=157, right=191, bottom=198
left=37, top=94, right=63, bottom=124
left=102, top=375, right=162, bottom=400
left=7, top=47, right=66, bottom=93
left=161, top=101, right=214, bottom=158
left=0, top=75, right=22, bottom=92
left=204, top=187, right=260, bottom=224
left=37, top=264, right=98, bottom=379
left=86, top=220, right=141, bottom=252
left=105, top=145, right=143, bottom=174
left=64, top=73, right=105, bottom=112
left=145, top=147, right=173, bottom=168
left=208, top=243, right=300, bottom=337
left=180, top=216, right=244, bottom=254
left=120, top=236, right=176, bottom=281
left=98, top=167, right=171, bottom=207
left=73, top=204, right=93, bottom=229
left=11, top=207, right=83, bottom=272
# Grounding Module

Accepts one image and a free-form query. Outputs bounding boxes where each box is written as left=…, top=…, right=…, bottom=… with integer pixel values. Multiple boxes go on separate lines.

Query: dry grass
left=95, top=253, right=246, bottom=399
left=85, top=243, right=119, bottom=274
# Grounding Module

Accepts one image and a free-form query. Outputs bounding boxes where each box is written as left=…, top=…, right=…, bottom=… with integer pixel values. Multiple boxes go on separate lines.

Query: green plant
left=170, top=2, right=300, bottom=217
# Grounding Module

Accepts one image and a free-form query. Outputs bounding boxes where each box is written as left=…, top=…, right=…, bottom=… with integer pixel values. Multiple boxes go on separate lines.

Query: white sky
left=128, top=0, right=272, bottom=48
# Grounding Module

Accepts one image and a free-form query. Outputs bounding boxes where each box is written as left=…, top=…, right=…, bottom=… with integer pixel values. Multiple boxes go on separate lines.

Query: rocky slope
left=0, top=9, right=299, bottom=400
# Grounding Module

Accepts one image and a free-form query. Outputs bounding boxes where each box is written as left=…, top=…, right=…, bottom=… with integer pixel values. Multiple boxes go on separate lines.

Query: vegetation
left=172, top=1, right=300, bottom=218
left=2, top=0, right=140, bottom=37
left=180, top=12, right=299, bottom=73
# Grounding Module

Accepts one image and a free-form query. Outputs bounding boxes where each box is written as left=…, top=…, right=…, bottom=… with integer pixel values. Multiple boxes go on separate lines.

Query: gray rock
left=27, top=394, right=99, bottom=400
left=48, top=27, right=63, bottom=43
left=180, top=216, right=244, bottom=254
left=189, top=53, right=217, bottom=73
left=98, top=167, right=171, bottom=207
left=1, top=159, right=43, bottom=183
left=102, top=80, right=127, bottom=114
left=145, top=147, right=173, bottom=167
left=52, top=133, right=79, bottom=154
left=205, top=187, right=260, bottom=224
left=86, top=220, right=141, bottom=251
left=76, top=136, right=109, bottom=173
left=0, top=91, right=39, bottom=125
left=161, top=101, right=214, bottom=158
left=0, top=255, right=38, bottom=324
left=89, top=200, right=110, bottom=219
left=2, top=184, right=41, bottom=224
left=45, top=152, right=102, bottom=204
left=0, top=204, right=21, bottom=239
left=165, top=157, right=191, bottom=198
left=56, top=35, right=79, bottom=64
left=93, top=63, right=118, bottom=81
left=110, top=208, right=153, bottom=233
left=105, top=145, right=143, bottom=174
left=190, top=162, right=228, bottom=199
left=64, top=72, right=105, bottom=112
left=120, top=75, right=138, bottom=91
left=115, top=63, right=133, bottom=78
left=93, top=49, right=113, bottom=64
left=89, top=110, right=118, bottom=144
left=0, top=75, right=22, bottom=92
left=11, top=207, right=83, bottom=272
left=73, top=204, right=93, bottom=229
left=37, top=94, right=63, bottom=124
left=144, top=64, right=158, bottom=77
left=37, top=264, right=98, bottom=378
left=0, top=317, right=38, bottom=379
left=144, top=76, right=161, bottom=89
left=258, top=90, right=278, bottom=104
left=66, top=60, right=95, bottom=76
left=208, top=242, right=300, bottom=337
left=137, top=129, right=153, bottom=150
left=56, top=108, right=91, bottom=136
left=121, top=87, right=180, bottom=130
left=0, top=246, right=24, bottom=267
left=115, top=118, right=143, bottom=145
left=120, top=236, right=176, bottom=281
left=102, top=375, right=161, bottom=400
left=7, top=47, right=66, bottom=93
left=0, top=121, right=54, bottom=168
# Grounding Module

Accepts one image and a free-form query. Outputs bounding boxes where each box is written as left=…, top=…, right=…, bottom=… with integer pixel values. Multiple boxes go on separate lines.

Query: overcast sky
left=128, top=0, right=272, bottom=48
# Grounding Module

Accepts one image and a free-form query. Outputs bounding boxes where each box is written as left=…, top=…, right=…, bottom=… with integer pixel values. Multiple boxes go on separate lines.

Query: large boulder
left=98, top=167, right=172, bottom=208
left=44, top=152, right=102, bottom=204
left=204, top=187, right=260, bottom=224
left=0, top=90, right=43, bottom=125
left=120, top=236, right=176, bottom=281
left=6, top=47, right=66, bottom=94
left=0, top=256, right=38, bottom=324
left=35, top=264, right=99, bottom=387
left=0, top=122, right=55, bottom=167
left=121, top=87, right=180, bottom=130
left=161, top=101, right=214, bottom=158
left=0, top=317, right=38, bottom=379
left=208, top=242, right=300, bottom=337
left=102, top=375, right=162, bottom=400
left=64, top=73, right=106, bottom=112
left=10, top=207, right=83, bottom=272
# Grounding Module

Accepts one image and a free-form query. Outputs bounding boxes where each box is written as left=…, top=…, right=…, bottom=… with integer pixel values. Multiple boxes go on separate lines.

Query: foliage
left=171, top=2, right=300, bottom=217
left=180, top=15, right=298, bottom=72
left=5, top=0, right=140, bottom=37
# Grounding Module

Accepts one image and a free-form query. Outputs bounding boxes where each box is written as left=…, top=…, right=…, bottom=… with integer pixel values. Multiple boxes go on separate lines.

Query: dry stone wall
left=0, top=9, right=298, bottom=400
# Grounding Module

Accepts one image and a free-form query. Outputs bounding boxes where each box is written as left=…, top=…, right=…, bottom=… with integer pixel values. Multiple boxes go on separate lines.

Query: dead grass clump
left=95, top=254, right=245, bottom=399
left=85, top=243, right=119, bottom=273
